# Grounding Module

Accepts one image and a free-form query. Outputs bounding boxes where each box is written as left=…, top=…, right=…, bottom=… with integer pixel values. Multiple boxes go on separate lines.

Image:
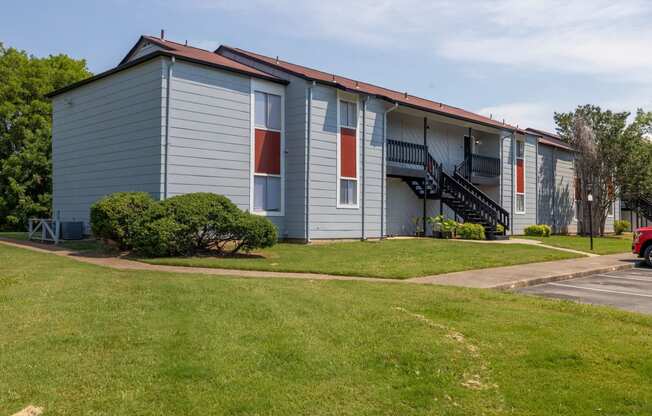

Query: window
left=338, top=99, right=359, bottom=208
left=608, top=201, right=614, bottom=217
left=515, top=140, right=525, bottom=213
left=252, top=84, right=283, bottom=215
left=340, top=100, right=357, bottom=128
left=255, top=91, right=281, bottom=130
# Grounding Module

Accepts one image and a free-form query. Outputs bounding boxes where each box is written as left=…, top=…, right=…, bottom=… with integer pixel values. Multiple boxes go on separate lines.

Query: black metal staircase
left=387, top=140, right=509, bottom=238
left=624, top=196, right=652, bottom=225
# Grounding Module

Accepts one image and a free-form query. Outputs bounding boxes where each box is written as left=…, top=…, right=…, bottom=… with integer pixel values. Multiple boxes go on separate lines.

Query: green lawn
left=140, top=239, right=583, bottom=279
left=1, top=244, right=651, bottom=415
left=522, top=234, right=632, bottom=255
left=0, top=231, right=112, bottom=253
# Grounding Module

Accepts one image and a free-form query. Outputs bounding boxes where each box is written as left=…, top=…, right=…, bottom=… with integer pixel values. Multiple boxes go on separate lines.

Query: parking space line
left=595, top=274, right=652, bottom=283
left=548, top=282, right=652, bottom=298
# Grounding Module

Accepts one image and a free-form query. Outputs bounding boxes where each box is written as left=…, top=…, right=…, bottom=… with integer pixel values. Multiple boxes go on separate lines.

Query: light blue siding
left=510, top=133, right=537, bottom=234
left=537, top=144, right=577, bottom=234
left=164, top=60, right=252, bottom=215
left=52, top=58, right=166, bottom=229
left=218, top=49, right=309, bottom=239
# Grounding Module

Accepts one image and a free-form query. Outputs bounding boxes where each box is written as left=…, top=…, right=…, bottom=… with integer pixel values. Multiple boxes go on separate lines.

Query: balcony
left=456, top=153, right=501, bottom=185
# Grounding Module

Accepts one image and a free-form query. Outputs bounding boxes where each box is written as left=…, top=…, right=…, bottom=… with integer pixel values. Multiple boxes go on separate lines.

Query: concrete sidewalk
left=410, top=253, right=638, bottom=289
left=0, top=238, right=638, bottom=290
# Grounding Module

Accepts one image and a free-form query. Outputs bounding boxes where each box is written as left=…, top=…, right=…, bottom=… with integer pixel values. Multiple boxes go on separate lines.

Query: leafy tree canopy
left=0, top=43, right=91, bottom=229
left=554, top=105, right=652, bottom=234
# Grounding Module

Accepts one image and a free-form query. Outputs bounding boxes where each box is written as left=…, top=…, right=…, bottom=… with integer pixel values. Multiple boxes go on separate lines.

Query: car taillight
left=634, top=232, right=641, bottom=244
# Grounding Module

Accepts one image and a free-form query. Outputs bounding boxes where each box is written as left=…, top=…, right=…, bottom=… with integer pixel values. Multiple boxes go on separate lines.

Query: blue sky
left=4, top=0, right=652, bottom=131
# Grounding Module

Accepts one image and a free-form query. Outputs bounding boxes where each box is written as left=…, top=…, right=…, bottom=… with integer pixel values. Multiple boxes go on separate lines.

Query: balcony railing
left=457, top=153, right=500, bottom=178
left=387, top=139, right=427, bottom=166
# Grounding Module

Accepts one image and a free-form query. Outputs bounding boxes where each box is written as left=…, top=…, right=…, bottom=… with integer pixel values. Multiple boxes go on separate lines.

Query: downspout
left=305, top=82, right=315, bottom=243
left=163, top=56, right=175, bottom=200
left=361, top=96, right=368, bottom=240
left=381, top=102, right=399, bottom=239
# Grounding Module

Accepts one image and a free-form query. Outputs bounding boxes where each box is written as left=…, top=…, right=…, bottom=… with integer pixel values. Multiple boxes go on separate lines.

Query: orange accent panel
left=340, top=128, right=357, bottom=178
left=516, top=159, right=524, bottom=194
left=255, top=129, right=280, bottom=174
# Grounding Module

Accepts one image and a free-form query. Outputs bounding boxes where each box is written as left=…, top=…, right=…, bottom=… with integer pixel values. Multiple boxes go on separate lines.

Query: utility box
left=61, top=221, right=84, bottom=240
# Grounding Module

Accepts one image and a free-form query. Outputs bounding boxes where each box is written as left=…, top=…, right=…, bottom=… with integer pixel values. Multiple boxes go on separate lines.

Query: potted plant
left=428, top=215, right=457, bottom=239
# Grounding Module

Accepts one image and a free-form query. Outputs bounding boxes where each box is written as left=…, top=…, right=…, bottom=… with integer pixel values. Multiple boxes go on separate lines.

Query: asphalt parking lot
left=518, top=264, right=652, bottom=314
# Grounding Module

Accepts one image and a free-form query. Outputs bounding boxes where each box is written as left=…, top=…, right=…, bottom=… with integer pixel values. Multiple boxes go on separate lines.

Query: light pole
left=587, top=192, right=594, bottom=251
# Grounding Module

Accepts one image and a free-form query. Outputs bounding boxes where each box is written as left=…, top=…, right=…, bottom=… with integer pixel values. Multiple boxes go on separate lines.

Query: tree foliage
left=0, top=43, right=91, bottom=229
left=554, top=105, right=652, bottom=235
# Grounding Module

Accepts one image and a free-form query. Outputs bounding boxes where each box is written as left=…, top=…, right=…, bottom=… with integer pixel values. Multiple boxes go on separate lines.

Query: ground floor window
left=254, top=175, right=281, bottom=212
left=340, top=178, right=357, bottom=206
left=516, top=194, right=525, bottom=213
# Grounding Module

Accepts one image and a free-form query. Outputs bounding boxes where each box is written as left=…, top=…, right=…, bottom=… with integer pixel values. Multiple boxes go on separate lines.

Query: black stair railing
left=387, top=139, right=510, bottom=232
left=452, top=169, right=510, bottom=229
left=441, top=172, right=502, bottom=229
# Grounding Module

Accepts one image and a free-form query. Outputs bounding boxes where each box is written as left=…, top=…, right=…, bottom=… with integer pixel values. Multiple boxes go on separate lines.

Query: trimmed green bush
left=90, top=192, right=156, bottom=249
left=457, top=222, right=486, bottom=240
left=495, top=224, right=505, bottom=234
left=231, top=213, right=278, bottom=253
left=614, top=220, right=630, bottom=235
left=524, top=224, right=552, bottom=237
left=127, top=192, right=278, bottom=257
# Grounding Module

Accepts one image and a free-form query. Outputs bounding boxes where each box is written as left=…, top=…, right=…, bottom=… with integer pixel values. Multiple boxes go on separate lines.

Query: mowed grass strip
left=140, top=239, right=582, bottom=279
left=1, top=243, right=651, bottom=415
left=522, top=234, right=632, bottom=255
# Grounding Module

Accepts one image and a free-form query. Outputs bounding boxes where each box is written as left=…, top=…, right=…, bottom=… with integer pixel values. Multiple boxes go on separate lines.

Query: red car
left=633, top=227, right=652, bottom=266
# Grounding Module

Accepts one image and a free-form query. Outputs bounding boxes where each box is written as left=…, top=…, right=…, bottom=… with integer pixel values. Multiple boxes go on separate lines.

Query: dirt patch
left=11, top=406, right=43, bottom=416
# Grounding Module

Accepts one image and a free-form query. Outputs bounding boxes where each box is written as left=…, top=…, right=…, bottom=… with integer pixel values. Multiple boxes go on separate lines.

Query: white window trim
left=336, top=92, right=360, bottom=209
left=250, top=79, right=285, bottom=217
left=514, top=139, right=526, bottom=214
left=607, top=201, right=615, bottom=218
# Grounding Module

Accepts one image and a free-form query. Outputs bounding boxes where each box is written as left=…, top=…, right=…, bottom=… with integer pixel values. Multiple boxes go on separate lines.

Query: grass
left=1, top=243, right=651, bottom=415
left=522, top=234, right=632, bottom=255
left=0, top=231, right=112, bottom=253
left=140, top=239, right=583, bottom=279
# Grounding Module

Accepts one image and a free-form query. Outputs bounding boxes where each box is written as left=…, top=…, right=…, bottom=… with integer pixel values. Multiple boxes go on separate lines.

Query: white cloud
left=477, top=102, right=561, bottom=131
left=184, top=0, right=652, bottom=82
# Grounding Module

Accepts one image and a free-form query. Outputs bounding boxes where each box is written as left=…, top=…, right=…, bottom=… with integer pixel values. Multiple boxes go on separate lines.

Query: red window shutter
left=516, top=159, right=524, bottom=194
left=340, top=128, right=357, bottom=178
left=255, top=129, right=280, bottom=175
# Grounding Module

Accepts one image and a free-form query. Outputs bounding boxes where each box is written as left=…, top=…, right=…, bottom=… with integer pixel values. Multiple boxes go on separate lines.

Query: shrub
left=495, top=224, right=505, bottom=234
left=129, top=192, right=278, bottom=257
left=131, top=216, right=185, bottom=257
left=90, top=192, right=156, bottom=249
left=131, top=193, right=242, bottom=256
left=614, top=220, right=630, bottom=235
left=524, top=224, right=552, bottom=237
left=230, top=213, right=278, bottom=253
left=457, top=222, right=486, bottom=240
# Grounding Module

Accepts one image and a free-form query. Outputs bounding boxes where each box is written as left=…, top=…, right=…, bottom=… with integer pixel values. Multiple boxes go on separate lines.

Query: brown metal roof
left=48, top=36, right=285, bottom=97
left=525, top=127, right=574, bottom=151
left=136, top=36, right=283, bottom=81
left=218, top=45, right=523, bottom=133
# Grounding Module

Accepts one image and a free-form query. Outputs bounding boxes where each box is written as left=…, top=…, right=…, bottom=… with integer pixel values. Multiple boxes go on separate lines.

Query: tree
left=554, top=105, right=652, bottom=235
left=0, top=43, right=91, bottom=230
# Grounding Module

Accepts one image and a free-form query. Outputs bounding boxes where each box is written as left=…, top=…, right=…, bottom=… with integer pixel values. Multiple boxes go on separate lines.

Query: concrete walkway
left=0, top=238, right=637, bottom=290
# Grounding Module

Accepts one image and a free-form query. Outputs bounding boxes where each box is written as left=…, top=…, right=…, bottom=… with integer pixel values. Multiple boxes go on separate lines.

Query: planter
left=433, top=230, right=453, bottom=239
